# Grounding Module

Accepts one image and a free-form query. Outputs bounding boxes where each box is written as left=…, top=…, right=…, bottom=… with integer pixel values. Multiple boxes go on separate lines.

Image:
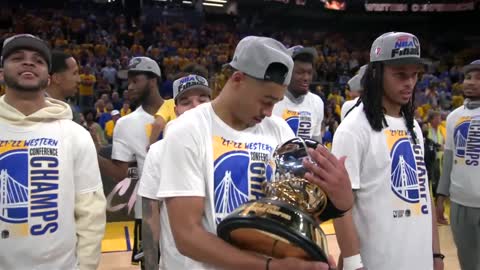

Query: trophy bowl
left=217, top=138, right=333, bottom=262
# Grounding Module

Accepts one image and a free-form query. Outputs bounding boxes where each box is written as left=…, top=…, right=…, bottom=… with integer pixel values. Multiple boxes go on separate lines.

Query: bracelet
left=266, top=257, right=273, bottom=270
left=343, top=254, right=363, bottom=270
left=433, top=253, right=445, bottom=260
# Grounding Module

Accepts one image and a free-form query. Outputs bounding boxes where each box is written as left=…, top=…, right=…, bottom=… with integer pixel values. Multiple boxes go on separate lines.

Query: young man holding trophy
left=155, top=36, right=353, bottom=270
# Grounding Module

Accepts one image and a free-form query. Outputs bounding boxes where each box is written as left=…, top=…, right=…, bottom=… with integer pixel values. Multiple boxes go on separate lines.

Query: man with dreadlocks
left=436, top=59, right=480, bottom=270
left=330, top=32, right=443, bottom=270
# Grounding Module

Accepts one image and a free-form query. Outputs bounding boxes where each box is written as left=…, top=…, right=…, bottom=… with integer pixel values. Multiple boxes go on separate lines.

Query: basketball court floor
left=98, top=220, right=461, bottom=269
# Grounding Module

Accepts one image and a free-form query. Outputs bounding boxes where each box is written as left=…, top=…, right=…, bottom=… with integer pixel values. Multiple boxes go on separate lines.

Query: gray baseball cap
left=1, top=34, right=51, bottom=70
left=173, top=74, right=211, bottom=102
left=227, top=36, right=293, bottom=86
left=288, top=45, right=318, bottom=60
left=463, top=59, right=480, bottom=74
left=347, top=65, right=367, bottom=92
left=370, top=32, right=425, bottom=65
left=127, top=56, right=161, bottom=77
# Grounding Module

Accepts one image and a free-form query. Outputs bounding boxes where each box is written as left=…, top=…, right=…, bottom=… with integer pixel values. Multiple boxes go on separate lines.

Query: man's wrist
left=433, top=253, right=445, bottom=260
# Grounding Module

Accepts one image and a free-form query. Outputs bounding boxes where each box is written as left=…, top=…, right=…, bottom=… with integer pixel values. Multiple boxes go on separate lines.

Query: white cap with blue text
left=370, top=32, right=425, bottom=65
left=173, top=74, right=211, bottom=101
left=227, top=36, right=294, bottom=86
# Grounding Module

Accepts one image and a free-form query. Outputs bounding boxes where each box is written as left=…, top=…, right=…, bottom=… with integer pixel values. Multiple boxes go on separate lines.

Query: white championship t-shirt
left=273, top=91, right=324, bottom=139
left=340, top=97, right=360, bottom=121
left=445, top=106, right=480, bottom=208
left=156, top=104, right=295, bottom=270
left=112, top=106, right=154, bottom=219
left=332, top=109, right=433, bottom=270
left=0, top=120, right=102, bottom=269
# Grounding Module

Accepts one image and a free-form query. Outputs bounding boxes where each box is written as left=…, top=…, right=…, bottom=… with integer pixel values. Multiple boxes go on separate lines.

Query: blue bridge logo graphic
left=286, top=116, right=300, bottom=135
left=0, top=149, right=29, bottom=223
left=214, top=151, right=250, bottom=224
left=390, top=138, right=420, bottom=203
left=454, top=121, right=470, bottom=158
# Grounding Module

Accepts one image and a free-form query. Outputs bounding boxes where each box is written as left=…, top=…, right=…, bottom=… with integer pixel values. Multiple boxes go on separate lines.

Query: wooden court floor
left=98, top=224, right=460, bottom=270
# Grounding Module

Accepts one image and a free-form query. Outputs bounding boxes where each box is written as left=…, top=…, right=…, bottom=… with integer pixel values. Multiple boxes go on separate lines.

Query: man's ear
left=174, top=105, right=180, bottom=117
left=50, top=73, right=59, bottom=85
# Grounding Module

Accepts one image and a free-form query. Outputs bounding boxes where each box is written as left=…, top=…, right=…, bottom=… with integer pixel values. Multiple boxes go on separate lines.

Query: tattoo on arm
left=142, top=197, right=160, bottom=270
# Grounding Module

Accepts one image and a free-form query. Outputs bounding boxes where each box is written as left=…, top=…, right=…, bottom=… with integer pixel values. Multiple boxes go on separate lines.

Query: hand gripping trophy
left=218, top=137, right=347, bottom=262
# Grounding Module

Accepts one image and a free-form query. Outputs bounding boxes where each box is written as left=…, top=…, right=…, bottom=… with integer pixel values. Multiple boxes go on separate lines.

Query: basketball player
left=46, top=50, right=81, bottom=122
left=0, top=34, right=106, bottom=269
left=138, top=74, right=212, bottom=270
left=436, top=59, right=480, bottom=270
left=273, top=45, right=324, bottom=142
left=325, top=32, right=443, bottom=270
left=95, top=56, right=163, bottom=266
left=340, top=65, right=366, bottom=121
left=154, top=36, right=352, bottom=270
left=148, top=64, right=209, bottom=146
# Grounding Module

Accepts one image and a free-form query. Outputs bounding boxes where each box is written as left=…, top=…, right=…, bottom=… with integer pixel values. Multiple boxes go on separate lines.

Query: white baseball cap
left=347, top=65, right=367, bottom=92
left=227, top=36, right=294, bottom=86
left=463, top=59, right=480, bottom=74
left=288, top=45, right=318, bottom=60
left=127, top=56, right=161, bottom=77
left=173, top=74, right=211, bottom=102
left=111, top=110, right=120, bottom=116
left=370, top=32, right=425, bottom=65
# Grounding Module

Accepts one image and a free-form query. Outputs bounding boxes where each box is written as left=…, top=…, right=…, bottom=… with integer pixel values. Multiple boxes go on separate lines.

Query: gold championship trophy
left=218, top=137, right=344, bottom=262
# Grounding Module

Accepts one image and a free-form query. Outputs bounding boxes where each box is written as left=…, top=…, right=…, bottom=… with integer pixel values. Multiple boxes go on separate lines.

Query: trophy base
left=217, top=198, right=328, bottom=262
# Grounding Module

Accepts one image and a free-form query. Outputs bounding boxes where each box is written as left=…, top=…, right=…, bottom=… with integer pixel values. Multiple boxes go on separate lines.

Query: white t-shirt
left=445, top=106, right=480, bottom=208
left=156, top=104, right=295, bottom=270
left=0, top=120, right=102, bottom=270
left=340, top=97, right=360, bottom=121
left=273, top=91, right=324, bottom=139
left=112, top=106, right=154, bottom=219
left=332, top=109, right=433, bottom=270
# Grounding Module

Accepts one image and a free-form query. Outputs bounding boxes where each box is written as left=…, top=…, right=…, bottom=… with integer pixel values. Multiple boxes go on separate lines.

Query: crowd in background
left=0, top=5, right=478, bottom=155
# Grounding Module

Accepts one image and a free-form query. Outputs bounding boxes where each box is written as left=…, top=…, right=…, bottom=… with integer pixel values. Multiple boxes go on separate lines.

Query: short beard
left=4, top=73, right=48, bottom=92
left=130, top=85, right=151, bottom=108
left=464, top=94, right=480, bottom=101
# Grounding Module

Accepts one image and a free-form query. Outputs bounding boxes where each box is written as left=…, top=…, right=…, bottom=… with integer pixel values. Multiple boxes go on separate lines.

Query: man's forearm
left=75, top=188, right=107, bottom=270
left=333, top=210, right=361, bottom=257
left=174, top=223, right=267, bottom=270
left=97, top=155, right=128, bottom=181
left=142, top=197, right=160, bottom=270
left=431, top=201, right=441, bottom=253
left=436, top=150, right=453, bottom=196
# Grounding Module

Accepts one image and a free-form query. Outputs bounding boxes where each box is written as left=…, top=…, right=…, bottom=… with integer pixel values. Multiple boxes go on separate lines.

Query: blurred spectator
left=105, top=109, right=121, bottom=143
left=84, top=108, right=108, bottom=147
left=101, top=59, right=118, bottom=90
left=111, top=91, right=123, bottom=110
left=98, top=102, right=114, bottom=129
left=79, top=65, right=96, bottom=109
left=120, top=100, right=132, bottom=116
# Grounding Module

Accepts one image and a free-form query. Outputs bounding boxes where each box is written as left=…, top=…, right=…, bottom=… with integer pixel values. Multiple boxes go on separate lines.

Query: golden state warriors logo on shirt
left=282, top=109, right=312, bottom=139
left=0, top=139, right=60, bottom=239
left=213, top=136, right=275, bottom=224
left=385, top=130, right=429, bottom=216
left=453, top=116, right=480, bottom=166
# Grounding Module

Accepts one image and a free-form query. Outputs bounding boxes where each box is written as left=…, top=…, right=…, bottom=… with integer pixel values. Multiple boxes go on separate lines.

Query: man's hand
left=435, top=196, right=449, bottom=225
left=302, top=145, right=354, bottom=212
left=434, top=258, right=444, bottom=270
left=270, top=255, right=337, bottom=270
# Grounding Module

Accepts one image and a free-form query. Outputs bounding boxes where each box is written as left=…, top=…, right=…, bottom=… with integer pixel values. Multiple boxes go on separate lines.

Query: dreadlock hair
left=346, top=62, right=418, bottom=144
